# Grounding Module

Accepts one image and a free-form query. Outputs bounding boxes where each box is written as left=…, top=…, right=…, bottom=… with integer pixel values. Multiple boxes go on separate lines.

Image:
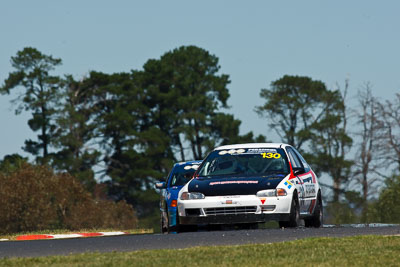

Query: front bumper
left=178, top=194, right=292, bottom=225
left=179, top=213, right=290, bottom=225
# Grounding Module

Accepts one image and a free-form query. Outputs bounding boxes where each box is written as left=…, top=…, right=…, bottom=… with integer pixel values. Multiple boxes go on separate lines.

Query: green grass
left=1, top=235, right=400, bottom=266
left=0, top=228, right=153, bottom=241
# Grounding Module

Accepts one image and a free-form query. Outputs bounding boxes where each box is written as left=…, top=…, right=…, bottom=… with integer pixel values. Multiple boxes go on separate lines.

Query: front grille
left=204, top=206, right=257, bottom=216
left=185, top=208, right=201, bottom=216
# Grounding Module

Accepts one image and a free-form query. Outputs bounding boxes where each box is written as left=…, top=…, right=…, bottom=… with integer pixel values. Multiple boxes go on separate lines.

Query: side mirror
left=155, top=181, right=166, bottom=189
left=293, top=168, right=305, bottom=176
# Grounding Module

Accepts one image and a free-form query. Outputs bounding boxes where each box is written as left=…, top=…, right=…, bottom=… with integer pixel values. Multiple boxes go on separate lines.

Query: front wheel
left=160, top=211, right=168, bottom=233
left=279, top=195, right=300, bottom=228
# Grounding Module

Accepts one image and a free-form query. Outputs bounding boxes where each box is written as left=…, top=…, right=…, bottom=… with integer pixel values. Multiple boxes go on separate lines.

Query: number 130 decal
left=261, top=153, right=281, bottom=159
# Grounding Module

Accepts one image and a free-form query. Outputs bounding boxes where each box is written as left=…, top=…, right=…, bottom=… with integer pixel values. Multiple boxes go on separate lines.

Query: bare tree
left=353, top=83, right=385, bottom=220
left=377, top=93, right=400, bottom=173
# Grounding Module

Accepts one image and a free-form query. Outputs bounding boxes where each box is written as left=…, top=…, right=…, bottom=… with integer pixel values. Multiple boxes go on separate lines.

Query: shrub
left=0, top=163, right=137, bottom=234
left=369, top=175, right=400, bottom=223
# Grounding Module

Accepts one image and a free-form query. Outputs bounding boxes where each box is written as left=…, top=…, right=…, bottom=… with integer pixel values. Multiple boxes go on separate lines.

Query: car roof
left=214, top=143, right=290, bottom=150
left=175, top=160, right=202, bottom=166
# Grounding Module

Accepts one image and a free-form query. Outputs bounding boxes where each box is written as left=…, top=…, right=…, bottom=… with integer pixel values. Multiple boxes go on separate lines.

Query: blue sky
left=1, top=0, right=399, bottom=161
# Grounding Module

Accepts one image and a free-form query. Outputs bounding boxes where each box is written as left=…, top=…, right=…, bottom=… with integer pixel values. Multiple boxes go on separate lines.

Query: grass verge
left=0, top=228, right=153, bottom=241
left=1, top=235, right=400, bottom=266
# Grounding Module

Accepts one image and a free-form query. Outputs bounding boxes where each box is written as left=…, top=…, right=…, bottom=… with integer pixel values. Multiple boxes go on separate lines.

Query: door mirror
left=155, top=181, right=166, bottom=189
left=293, top=167, right=305, bottom=176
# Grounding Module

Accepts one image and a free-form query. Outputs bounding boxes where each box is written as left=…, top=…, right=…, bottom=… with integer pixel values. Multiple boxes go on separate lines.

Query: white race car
left=177, top=143, right=322, bottom=229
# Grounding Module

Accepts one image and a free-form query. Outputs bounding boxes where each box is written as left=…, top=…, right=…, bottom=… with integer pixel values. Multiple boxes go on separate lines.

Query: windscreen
left=197, top=148, right=289, bottom=177
left=170, top=164, right=200, bottom=186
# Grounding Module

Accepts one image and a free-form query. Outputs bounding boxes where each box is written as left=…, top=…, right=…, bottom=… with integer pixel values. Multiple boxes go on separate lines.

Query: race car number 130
left=261, top=153, right=281, bottom=159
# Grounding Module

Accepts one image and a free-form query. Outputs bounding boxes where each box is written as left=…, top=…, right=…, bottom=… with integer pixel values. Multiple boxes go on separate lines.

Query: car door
left=286, top=147, right=307, bottom=213
left=291, top=147, right=317, bottom=215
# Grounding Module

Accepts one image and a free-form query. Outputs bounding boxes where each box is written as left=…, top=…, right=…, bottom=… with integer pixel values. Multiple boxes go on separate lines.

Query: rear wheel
left=279, top=195, right=300, bottom=228
left=305, top=193, right=323, bottom=228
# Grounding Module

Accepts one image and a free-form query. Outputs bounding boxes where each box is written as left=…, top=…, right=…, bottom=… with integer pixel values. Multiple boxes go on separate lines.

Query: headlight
left=257, top=189, right=287, bottom=197
left=180, top=192, right=205, bottom=200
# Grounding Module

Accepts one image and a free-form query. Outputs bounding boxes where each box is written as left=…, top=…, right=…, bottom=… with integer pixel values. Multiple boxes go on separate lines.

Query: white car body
left=177, top=143, right=322, bottom=227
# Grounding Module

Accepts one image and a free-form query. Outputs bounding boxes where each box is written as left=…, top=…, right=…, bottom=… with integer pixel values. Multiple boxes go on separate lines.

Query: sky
left=1, top=0, right=400, bottom=164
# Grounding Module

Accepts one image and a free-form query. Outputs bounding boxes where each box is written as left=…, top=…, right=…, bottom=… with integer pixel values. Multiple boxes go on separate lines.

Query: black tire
left=279, top=194, right=300, bottom=228
left=305, top=193, right=323, bottom=228
left=161, top=211, right=168, bottom=234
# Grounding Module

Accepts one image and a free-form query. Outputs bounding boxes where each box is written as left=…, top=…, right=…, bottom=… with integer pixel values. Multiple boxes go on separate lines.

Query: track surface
left=1, top=226, right=400, bottom=258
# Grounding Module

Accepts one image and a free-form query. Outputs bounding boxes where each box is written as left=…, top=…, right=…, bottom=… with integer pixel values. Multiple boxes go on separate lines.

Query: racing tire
left=163, top=211, right=179, bottom=233
left=161, top=212, right=168, bottom=234
left=305, top=193, right=323, bottom=228
left=279, top=195, right=300, bottom=228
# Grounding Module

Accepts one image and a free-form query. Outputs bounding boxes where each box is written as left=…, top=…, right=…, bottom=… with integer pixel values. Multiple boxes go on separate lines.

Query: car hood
left=188, top=175, right=287, bottom=196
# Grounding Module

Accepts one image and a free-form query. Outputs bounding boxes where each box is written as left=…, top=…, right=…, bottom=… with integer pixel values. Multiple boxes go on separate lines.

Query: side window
left=286, top=147, right=303, bottom=169
left=292, top=148, right=311, bottom=173
left=166, top=168, right=174, bottom=187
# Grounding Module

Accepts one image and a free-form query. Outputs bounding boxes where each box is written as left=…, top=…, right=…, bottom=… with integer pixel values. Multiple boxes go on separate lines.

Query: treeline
left=0, top=46, right=264, bottom=229
left=1, top=45, right=400, bottom=228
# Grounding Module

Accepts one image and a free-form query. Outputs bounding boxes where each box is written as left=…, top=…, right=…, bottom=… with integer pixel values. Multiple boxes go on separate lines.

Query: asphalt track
left=1, top=225, right=400, bottom=258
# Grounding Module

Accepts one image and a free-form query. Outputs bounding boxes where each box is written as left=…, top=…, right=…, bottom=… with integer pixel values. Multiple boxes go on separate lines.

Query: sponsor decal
left=260, top=197, right=266, bottom=204
left=209, top=180, right=259, bottom=186
left=218, top=148, right=280, bottom=157
left=248, top=148, right=277, bottom=153
left=303, top=177, right=313, bottom=183
left=184, top=165, right=200, bottom=170
left=305, top=184, right=316, bottom=197
left=284, top=180, right=293, bottom=189
left=167, top=192, right=171, bottom=200
left=218, top=149, right=246, bottom=155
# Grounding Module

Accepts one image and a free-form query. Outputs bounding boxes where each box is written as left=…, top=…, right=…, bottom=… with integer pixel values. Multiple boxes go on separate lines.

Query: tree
left=0, top=47, right=62, bottom=164
left=377, top=93, right=400, bottom=173
left=51, top=75, right=101, bottom=190
left=0, top=154, right=28, bottom=175
left=79, top=71, right=172, bottom=219
left=353, top=84, right=385, bottom=220
left=139, top=45, right=259, bottom=161
left=255, top=75, right=337, bottom=150
left=307, top=81, right=353, bottom=203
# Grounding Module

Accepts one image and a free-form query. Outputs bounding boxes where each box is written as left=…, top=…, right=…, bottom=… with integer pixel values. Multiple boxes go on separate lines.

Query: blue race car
left=155, top=160, right=202, bottom=233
